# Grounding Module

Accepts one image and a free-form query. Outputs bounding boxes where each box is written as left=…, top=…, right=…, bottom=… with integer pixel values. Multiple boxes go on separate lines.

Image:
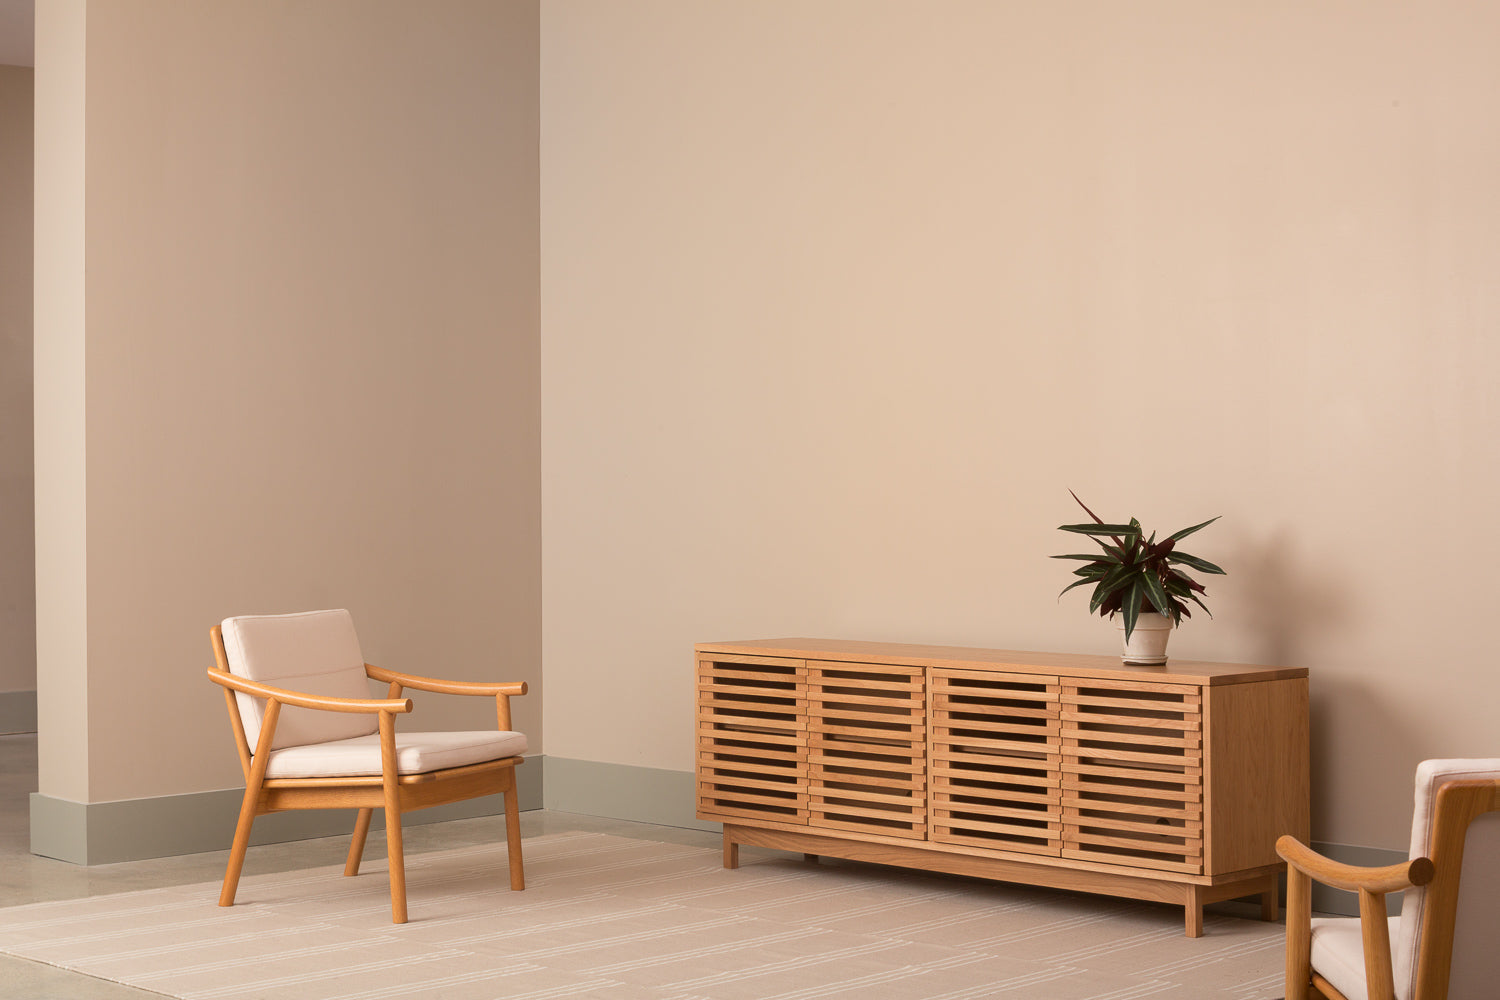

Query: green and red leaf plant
left=1052, top=491, right=1226, bottom=642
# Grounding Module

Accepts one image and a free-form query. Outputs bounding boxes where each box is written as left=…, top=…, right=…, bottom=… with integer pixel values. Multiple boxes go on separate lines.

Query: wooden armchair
left=1277, top=759, right=1500, bottom=1000
left=207, top=609, right=528, bottom=923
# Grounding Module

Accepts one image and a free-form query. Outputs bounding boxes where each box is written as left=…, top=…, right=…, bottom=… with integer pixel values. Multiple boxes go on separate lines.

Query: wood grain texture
left=1205, top=678, right=1309, bottom=874
left=699, top=640, right=1309, bottom=938
left=723, top=823, right=1276, bottom=909
left=697, top=638, right=1307, bottom=685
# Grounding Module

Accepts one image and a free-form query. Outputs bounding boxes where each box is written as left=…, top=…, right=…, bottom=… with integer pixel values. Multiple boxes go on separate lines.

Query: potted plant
left=1052, top=491, right=1226, bottom=664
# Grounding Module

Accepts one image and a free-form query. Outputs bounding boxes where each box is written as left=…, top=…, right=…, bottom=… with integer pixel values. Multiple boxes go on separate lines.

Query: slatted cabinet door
left=807, top=661, right=926, bottom=840
left=929, top=669, right=1062, bottom=856
left=1060, top=678, right=1204, bottom=873
left=696, top=654, right=808, bottom=826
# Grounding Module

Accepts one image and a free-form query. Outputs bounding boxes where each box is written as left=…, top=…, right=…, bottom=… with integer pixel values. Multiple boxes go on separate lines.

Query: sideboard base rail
left=722, top=822, right=1280, bottom=938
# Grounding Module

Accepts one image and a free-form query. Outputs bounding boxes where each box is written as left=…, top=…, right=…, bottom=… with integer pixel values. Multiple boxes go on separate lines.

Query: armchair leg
left=378, top=712, right=408, bottom=924
left=219, top=785, right=261, bottom=907
left=503, top=771, right=525, bottom=891
left=345, top=808, right=373, bottom=877
left=382, top=802, right=408, bottom=924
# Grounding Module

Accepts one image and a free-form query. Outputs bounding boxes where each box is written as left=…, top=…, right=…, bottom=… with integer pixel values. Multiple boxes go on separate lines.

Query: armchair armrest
left=1278, top=835, right=1433, bottom=1000
left=207, top=669, right=413, bottom=715
left=364, top=664, right=527, bottom=698
left=1277, top=835, right=1434, bottom=893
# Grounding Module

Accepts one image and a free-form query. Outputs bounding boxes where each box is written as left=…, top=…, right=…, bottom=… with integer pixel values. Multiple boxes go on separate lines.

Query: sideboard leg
left=804, top=853, right=820, bottom=864
left=1261, top=874, right=1281, bottom=922
left=723, top=835, right=739, bottom=870
left=1185, top=885, right=1205, bottom=938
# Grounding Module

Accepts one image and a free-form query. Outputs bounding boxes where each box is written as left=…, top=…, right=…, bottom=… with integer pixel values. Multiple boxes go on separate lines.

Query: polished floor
left=0, top=733, right=720, bottom=998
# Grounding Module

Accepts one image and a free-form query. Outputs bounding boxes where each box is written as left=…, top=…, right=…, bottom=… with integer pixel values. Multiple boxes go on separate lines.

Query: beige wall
left=0, top=64, right=34, bottom=698
left=541, top=2, right=1500, bottom=851
left=35, top=0, right=541, bottom=804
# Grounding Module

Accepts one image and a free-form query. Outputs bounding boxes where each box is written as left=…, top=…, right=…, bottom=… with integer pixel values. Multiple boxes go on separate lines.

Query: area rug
left=0, top=831, right=1286, bottom=999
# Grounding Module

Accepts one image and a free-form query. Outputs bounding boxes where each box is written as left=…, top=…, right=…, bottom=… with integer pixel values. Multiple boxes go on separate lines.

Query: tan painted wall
left=35, top=0, right=541, bottom=803
left=541, top=2, right=1500, bottom=850
left=0, top=65, right=34, bottom=698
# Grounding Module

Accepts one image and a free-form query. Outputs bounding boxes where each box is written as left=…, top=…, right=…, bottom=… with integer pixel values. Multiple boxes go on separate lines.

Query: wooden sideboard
left=695, top=638, right=1309, bottom=937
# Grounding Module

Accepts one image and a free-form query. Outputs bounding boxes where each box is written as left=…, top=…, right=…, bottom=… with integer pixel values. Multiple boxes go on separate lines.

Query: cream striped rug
left=0, top=831, right=1285, bottom=999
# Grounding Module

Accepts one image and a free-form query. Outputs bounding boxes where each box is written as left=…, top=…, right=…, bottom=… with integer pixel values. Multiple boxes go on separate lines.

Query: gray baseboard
left=0, top=690, right=37, bottom=734
left=1306, top=841, right=1409, bottom=917
left=542, top=756, right=716, bottom=833
left=23, top=745, right=1408, bottom=921
left=30, top=754, right=545, bottom=866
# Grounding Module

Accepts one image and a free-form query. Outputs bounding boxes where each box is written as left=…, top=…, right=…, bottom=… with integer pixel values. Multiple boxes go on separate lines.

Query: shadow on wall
left=1226, top=527, right=1349, bottom=668
left=1305, top=678, right=1424, bottom=842
left=1228, top=528, right=1423, bottom=849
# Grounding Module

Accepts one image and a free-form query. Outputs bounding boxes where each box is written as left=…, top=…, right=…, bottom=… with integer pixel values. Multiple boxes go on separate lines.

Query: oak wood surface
left=699, top=640, right=1309, bottom=938
left=698, top=638, right=1306, bottom=684
left=724, top=823, right=1278, bottom=908
left=1206, top=678, right=1311, bottom=874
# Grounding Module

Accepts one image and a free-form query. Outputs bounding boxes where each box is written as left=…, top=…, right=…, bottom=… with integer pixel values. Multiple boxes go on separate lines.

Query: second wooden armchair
left=1277, top=759, right=1500, bottom=1000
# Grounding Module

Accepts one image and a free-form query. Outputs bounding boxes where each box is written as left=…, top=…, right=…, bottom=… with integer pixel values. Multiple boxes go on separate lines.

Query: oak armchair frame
left=208, top=624, right=528, bottom=923
left=1278, top=777, right=1500, bottom=1000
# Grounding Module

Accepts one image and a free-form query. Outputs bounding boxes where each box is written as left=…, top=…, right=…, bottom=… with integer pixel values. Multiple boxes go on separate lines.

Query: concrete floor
left=0, top=733, right=718, bottom=998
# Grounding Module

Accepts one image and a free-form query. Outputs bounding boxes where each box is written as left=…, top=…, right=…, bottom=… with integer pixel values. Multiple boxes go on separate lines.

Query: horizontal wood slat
left=1062, top=761, right=1204, bottom=785
left=1062, top=846, right=1203, bottom=874
left=932, top=759, right=1057, bottom=782
left=934, top=802, right=1062, bottom=826
left=700, top=800, right=809, bottom=824
left=813, top=767, right=925, bottom=791
left=1066, top=812, right=1203, bottom=839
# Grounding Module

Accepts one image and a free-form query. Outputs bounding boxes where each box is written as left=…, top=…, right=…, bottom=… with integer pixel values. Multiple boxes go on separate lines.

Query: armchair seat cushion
left=263, top=730, right=529, bottom=780
left=1309, top=915, right=1403, bottom=1000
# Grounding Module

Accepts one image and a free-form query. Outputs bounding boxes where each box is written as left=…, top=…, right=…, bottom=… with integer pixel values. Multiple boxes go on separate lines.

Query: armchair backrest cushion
left=1447, top=811, right=1500, bottom=999
left=1394, top=758, right=1500, bottom=1000
left=220, top=609, right=378, bottom=752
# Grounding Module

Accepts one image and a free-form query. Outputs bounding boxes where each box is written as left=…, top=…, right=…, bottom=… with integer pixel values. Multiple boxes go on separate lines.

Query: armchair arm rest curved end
left=1277, top=835, right=1433, bottom=893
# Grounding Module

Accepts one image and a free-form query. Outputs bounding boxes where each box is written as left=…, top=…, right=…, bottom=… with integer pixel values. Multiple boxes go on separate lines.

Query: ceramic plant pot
left=1117, top=611, right=1174, bottom=665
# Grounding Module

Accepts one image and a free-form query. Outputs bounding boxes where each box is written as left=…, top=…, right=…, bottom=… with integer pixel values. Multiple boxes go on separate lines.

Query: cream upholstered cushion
left=263, top=730, right=528, bottom=779
left=1308, top=916, right=1400, bottom=1000
left=220, top=610, right=378, bottom=751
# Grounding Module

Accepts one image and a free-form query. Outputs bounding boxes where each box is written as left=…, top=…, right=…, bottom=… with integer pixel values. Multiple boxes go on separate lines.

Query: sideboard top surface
left=695, top=637, right=1306, bottom=685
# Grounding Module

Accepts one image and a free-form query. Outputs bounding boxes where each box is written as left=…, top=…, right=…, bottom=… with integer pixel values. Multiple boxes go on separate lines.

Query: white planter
left=1117, top=612, right=1174, bottom=665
